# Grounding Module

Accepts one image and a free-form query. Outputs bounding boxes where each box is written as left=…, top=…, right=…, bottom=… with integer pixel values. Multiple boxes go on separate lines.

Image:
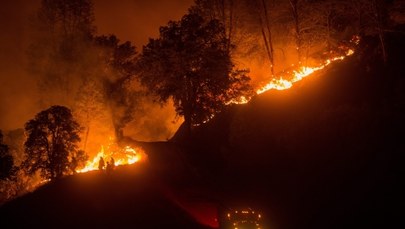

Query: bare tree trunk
left=220, top=0, right=226, bottom=25
left=227, top=0, right=234, bottom=51
left=326, top=6, right=332, bottom=53
left=289, top=0, right=302, bottom=65
left=372, top=0, right=387, bottom=63
left=256, top=0, right=275, bottom=76
left=377, top=29, right=387, bottom=63
left=261, top=0, right=275, bottom=75
left=183, top=74, right=193, bottom=140
left=215, top=0, right=234, bottom=52
left=83, top=125, right=89, bottom=152
left=351, top=0, right=364, bottom=35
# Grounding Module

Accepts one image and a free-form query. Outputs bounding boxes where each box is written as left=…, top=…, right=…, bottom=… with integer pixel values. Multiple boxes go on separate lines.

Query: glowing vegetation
left=77, top=138, right=146, bottom=173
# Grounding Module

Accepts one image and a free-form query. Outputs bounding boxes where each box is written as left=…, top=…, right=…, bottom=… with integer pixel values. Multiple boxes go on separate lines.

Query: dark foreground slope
left=0, top=163, right=212, bottom=229
left=173, top=33, right=405, bottom=229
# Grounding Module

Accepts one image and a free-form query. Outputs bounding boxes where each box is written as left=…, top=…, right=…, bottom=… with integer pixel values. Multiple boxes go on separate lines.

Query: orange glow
left=256, top=50, right=354, bottom=95
left=227, top=48, right=356, bottom=105
left=227, top=208, right=262, bottom=229
left=77, top=137, right=146, bottom=173
left=227, top=36, right=360, bottom=106
left=226, top=96, right=250, bottom=105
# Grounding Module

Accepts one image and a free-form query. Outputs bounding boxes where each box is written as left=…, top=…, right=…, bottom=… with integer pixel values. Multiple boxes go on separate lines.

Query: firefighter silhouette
left=98, top=157, right=105, bottom=171
left=106, top=157, right=115, bottom=174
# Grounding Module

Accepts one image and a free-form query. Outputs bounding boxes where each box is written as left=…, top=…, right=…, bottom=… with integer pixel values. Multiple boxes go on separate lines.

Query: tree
left=350, top=0, right=390, bottom=63
left=74, top=78, right=106, bottom=151
left=191, top=0, right=235, bottom=51
left=22, top=105, right=84, bottom=180
left=93, top=35, right=140, bottom=139
left=137, top=12, right=253, bottom=136
left=255, top=0, right=275, bottom=75
left=69, top=149, right=88, bottom=174
left=0, top=130, right=13, bottom=180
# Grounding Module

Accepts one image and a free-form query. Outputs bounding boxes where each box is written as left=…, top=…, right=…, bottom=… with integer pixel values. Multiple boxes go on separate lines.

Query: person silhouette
left=106, top=161, right=111, bottom=174
left=110, top=157, right=115, bottom=169
left=98, top=157, right=105, bottom=171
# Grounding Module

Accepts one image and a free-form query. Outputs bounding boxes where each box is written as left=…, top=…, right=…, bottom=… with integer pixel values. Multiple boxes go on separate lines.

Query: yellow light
left=227, top=213, right=231, bottom=218
left=76, top=138, right=145, bottom=173
left=346, top=49, right=354, bottom=56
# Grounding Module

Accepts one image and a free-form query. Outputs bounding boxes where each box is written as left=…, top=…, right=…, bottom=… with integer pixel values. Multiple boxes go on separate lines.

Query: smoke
left=0, top=0, right=325, bottom=147
left=0, top=0, right=41, bottom=130
left=0, top=0, right=192, bottom=140
left=124, top=99, right=183, bottom=142
left=93, top=0, right=194, bottom=48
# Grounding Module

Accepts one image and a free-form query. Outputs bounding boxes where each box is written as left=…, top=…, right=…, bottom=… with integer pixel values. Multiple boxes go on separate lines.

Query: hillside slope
left=1, top=33, right=403, bottom=229
left=0, top=164, right=213, bottom=229
left=173, top=33, right=404, bottom=229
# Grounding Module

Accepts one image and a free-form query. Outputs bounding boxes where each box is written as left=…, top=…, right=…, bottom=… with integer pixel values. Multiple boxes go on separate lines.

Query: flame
left=188, top=37, right=359, bottom=126
left=225, top=96, right=250, bottom=105
left=227, top=47, right=355, bottom=106
left=77, top=137, right=145, bottom=173
left=227, top=36, right=360, bottom=105
left=256, top=50, right=354, bottom=95
left=77, top=46, right=356, bottom=172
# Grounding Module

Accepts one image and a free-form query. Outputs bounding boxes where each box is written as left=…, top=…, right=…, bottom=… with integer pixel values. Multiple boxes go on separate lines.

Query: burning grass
left=77, top=137, right=147, bottom=173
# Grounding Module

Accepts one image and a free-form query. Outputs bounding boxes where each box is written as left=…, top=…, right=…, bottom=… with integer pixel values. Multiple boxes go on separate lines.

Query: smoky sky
left=94, top=0, right=194, bottom=48
left=0, top=0, right=193, bottom=131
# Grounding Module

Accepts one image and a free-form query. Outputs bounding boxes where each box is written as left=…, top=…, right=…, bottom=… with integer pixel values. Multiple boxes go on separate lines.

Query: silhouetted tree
left=347, top=0, right=390, bottom=63
left=22, top=106, right=83, bottom=180
left=255, top=0, right=275, bottom=75
left=195, top=0, right=276, bottom=74
left=288, top=0, right=304, bottom=64
left=192, top=0, right=235, bottom=51
left=94, top=35, right=139, bottom=140
left=313, top=0, right=349, bottom=53
left=137, top=12, right=253, bottom=136
left=69, top=150, right=88, bottom=173
left=0, top=130, right=13, bottom=180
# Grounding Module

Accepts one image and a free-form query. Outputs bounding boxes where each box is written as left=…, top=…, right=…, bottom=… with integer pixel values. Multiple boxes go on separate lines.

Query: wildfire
left=77, top=139, right=145, bottom=173
left=225, top=96, right=250, bottom=105
left=188, top=36, right=360, bottom=127
left=256, top=50, right=354, bottom=95
left=76, top=46, right=355, bottom=172
left=255, top=36, right=360, bottom=96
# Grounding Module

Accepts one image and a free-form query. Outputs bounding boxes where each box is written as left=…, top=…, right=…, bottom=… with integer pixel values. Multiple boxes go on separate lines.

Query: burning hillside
left=253, top=36, right=359, bottom=97
left=225, top=36, right=359, bottom=109
left=78, top=35, right=358, bottom=169
left=77, top=137, right=147, bottom=173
